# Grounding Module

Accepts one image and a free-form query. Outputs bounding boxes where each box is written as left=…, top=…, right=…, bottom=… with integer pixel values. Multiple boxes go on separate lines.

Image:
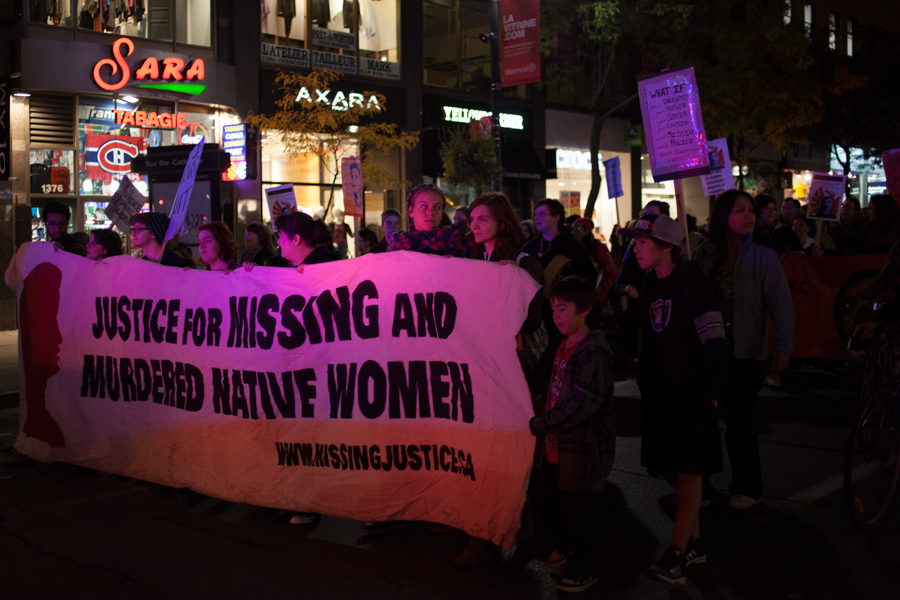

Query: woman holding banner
left=196, top=222, right=239, bottom=271
left=268, top=212, right=337, bottom=268
left=693, top=190, right=795, bottom=511
left=450, top=192, right=546, bottom=567
left=388, top=184, right=469, bottom=257
left=240, top=222, right=276, bottom=266
left=85, top=229, right=124, bottom=261
left=863, top=195, right=900, bottom=254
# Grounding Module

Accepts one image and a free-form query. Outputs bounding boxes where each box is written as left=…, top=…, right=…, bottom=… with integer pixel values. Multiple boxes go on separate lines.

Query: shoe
left=685, top=537, right=706, bottom=566
left=289, top=512, right=319, bottom=525
left=549, top=550, right=571, bottom=567
left=646, top=545, right=687, bottom=585
left=454, top=537, right=499, bottom=568
left=728, top=494, right=762, bottom=510
left=556, top=574, right=598, bottom=593
left=359, top=520, right=410, bottom=534
left=427, top=523, right=455, bottom=533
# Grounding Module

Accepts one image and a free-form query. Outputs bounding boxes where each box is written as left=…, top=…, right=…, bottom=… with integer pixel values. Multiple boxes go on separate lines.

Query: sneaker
left=556, top=574, right=598, bottom=593
left=684, top=538, right=706, bottom=566
left=549, top=550, right=571, bottom=567
left=289, top=512, right=319, bottom=525
left=359, top=520, right=410, bottom=534
left=728, top=494, right=762, bottom=510
left=646, top=545, right=687, bottom=585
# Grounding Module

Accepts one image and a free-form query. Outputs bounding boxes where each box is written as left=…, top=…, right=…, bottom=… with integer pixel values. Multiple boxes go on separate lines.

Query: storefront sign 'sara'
left=93, top=38, right=206, bottom=92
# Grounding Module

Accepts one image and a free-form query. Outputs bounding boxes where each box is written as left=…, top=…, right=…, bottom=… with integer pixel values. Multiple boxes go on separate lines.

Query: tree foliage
left=246, top=69, right=419, bottom=213
left=542, top=0, right=696, bottom=218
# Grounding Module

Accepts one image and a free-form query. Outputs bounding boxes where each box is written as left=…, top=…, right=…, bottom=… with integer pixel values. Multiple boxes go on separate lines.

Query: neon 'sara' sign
left=93, top=38, right=206, bottom=92
left=294, top=87, right=381, bottom=112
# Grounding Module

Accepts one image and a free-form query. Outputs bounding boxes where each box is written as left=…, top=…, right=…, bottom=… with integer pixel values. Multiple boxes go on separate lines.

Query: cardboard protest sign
left=163, top=136, right=205, bottom=244
left=265, top=184, right=298, bottom=219
left=883, top=149, right=900, bottom=200
left=638, top=66, right=710, bottom=182
left=340, top=156, right=364, bottom=218
left=105, top=176, right=147, bottom=232
left=603, top=156, right=624, bottom=199
left=700, top=138, right=735, bottom=197
left=11, top=245, right=539, bottom=547
left=806, top=173, right=846, bottom=221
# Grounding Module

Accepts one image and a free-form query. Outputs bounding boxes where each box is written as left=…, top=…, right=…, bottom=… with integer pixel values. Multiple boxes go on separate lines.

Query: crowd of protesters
left=21, top=188, right=900, bottom=593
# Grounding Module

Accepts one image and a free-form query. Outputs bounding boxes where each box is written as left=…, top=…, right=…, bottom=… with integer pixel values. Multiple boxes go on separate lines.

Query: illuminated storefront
left=544, top=110, right=635, bottom=243
left=11, top=36, right=238, bottom=252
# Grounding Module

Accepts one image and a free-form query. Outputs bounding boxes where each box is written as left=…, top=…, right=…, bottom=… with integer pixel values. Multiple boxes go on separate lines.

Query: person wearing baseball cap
left=625, top=212, right=729, bottom=585
left=128, top=212, right=194, bottom=268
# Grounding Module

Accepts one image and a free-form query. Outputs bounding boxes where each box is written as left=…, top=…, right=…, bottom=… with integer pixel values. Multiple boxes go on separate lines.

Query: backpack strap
left=543, top=255, right=572, bottom=297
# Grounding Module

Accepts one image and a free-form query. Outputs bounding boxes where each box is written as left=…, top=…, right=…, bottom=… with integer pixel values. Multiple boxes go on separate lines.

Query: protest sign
left=163, top=136, right=205, bottom=244
left=603, top=156, right=624, bottom=199
left=500, top=0, right=540, bottom=87
left=700, top=138, right=735, bottom=197
left=105, top=176, right=147, bottom=232
left=11, top=245, right=539, bottom=546
left=341, top=157, right=364, bottom=218
left=265, top=184, right=298, bottom=218
left=638, top=66, right=710, bottom=182
left=883, top=149, right=900, bottom=200
left=806, top=173, right=845, bottom=221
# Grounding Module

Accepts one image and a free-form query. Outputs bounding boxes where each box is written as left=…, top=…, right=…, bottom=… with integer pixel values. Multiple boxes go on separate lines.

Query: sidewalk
left=0, top=329, right=19, bottom=409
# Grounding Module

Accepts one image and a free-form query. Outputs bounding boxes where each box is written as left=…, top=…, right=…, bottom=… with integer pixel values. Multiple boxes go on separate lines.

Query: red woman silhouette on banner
left=20, top=262, right=66, bottom=448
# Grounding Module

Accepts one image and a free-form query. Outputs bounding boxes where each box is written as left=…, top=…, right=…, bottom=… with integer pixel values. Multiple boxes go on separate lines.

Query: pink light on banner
left=637, top=66, right=710, bottom=182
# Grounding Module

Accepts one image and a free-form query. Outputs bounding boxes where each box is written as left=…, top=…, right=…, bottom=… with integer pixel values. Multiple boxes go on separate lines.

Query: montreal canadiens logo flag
left=85, top=134, right=147, bottom=184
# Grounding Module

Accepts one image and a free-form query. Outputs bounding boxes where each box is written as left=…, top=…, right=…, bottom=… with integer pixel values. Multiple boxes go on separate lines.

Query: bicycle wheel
left=845, top=386, right=900, bottom=530
left=858, top=345, right=886, bottom=404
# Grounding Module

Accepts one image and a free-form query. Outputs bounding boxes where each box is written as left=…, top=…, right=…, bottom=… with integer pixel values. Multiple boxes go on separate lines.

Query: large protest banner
left=778, top=252, right=891, bottom=359
left=12, top=245, right=540, bottom=546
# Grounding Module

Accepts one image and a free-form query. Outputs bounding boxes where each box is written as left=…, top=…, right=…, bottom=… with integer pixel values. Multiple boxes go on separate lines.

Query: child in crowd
left=624, top=213, right=729, bottom=585
left=528, top=276, right=616, bottom=593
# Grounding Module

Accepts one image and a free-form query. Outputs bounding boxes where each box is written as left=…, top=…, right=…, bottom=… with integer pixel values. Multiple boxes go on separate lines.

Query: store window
left=260, top=131, right=358, bottom=220
left=641, top=154, right=675, bottom=214
left=545, top=148, right=630, bottom=243
left=424, top=0, right=458, bottom=88
left=177, top=0, right=212, bottom=46
left=460, top=4, right=490, bottom=92
left=263, top=0, right=306, bottom=43
left=359, top=0, right=400, bottom=79
left=72, top=1, right=212, bottom=46
left=29, top=150, right=75, bottom=196
left=29, top=2, right=74, bottom=26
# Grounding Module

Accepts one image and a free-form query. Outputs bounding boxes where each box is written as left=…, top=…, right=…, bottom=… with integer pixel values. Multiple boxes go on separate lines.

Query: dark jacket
left=479, top=244, right=544, bottom=335
left=755, top=225, right=802, bottom=254
left=529, top=330, right=616, bottom=493
left=240, top=246, right=274, bottom=266
left=143, top=247, right=194, bottom=268
left=637, top=261, right=729, bottom=409
left=268, top=245, right=338, bottom=267
left=522, top=230, right=596, bottom=283
left=58, top=234, right=87, bottom=257
left=831, top=213, right=866, bottom=254
left=614, top=243, right=644, bottom=295
left=369, top=239, right=389, bottom=254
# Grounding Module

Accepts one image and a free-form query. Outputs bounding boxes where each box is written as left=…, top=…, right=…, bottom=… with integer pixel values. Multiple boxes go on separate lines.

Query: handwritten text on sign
left=105, top=175, right=147, bottom=232
left=12, top=246, right=539, bottom=547
left=638, top=67, right=710, bottom=182
left=164, top=136, right=205, bottom=243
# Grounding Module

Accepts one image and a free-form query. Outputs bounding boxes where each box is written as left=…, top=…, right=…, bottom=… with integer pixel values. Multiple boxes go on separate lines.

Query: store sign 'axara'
left=93, top=38, right=206, bottom=92
left=294, top=87, right=381, bottom=112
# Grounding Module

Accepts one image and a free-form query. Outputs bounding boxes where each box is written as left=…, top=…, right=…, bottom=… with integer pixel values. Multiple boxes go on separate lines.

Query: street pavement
left=2, top=328, right=900, bottom=600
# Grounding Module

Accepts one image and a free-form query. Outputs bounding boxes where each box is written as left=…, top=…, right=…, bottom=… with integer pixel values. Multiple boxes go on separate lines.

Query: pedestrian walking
left=623, top=213, right=728, bottom=585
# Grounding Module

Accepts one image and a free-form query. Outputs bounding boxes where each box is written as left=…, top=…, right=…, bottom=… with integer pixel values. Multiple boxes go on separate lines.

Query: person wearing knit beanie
left=128, top=212, right=194, bottom=268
